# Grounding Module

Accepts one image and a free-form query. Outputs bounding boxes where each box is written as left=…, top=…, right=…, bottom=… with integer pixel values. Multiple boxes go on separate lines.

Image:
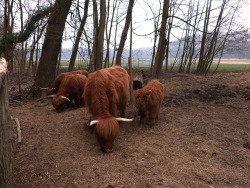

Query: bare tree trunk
left=32, top=0, right=72, bottom=96
left=152, top=0, right=170, bottom=78
left=0, top=58, right=14, bottom=188
left=91, top=0, right=99, bottom=71
left=115, top=0, right=135, bottom=66
left=3, top=0, right=11, bottom=65
left=19, top=0, right=25, bottom=73
left=68, top=0, right=89, bottom=71
left=104, top=0, right=118, bottom=68
left=95, top=0, right=106, bottom=70
left=27, top=22, right=47, bottom=75
left=196, top=0, right=211, bottom=74
left=104, top=0, right=110, bottom=68
left=111, top=1, right=121, bottom=66
left=129, top=17, right=133, bottom=103
left=56, top=44, right=62, bottom=76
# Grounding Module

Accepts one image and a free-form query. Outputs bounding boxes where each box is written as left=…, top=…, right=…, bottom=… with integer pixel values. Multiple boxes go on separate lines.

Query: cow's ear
left=146, top=90, right=152, bottom=96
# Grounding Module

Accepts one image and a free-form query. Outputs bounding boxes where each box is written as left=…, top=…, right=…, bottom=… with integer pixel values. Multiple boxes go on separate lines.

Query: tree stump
left=0, top=58, right=14, bottom=187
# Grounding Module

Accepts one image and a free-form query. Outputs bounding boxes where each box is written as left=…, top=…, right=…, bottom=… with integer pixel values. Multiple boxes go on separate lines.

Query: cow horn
left=47, top=95, right=55, bottom=98
left=35, top=95, right=55, bottom=103
left=60, top=96, right=71, bottom=102
left=88, top=120, right=99, bottom=127
left=116, top=117, right=134, bottom=122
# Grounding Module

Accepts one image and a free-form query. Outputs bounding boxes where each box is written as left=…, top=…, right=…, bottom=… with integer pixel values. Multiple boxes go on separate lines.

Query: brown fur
left=47, top=70, right=88, bottom=95
left=52, top=74, right=87, bottom=112
left=83, top=65, right=129, bottom=153
left=134, top=79, right=164, bottom=128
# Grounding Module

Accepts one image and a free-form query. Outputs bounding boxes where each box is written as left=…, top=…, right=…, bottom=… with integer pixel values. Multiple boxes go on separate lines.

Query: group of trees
left=0, top=0, right=249, bottom=94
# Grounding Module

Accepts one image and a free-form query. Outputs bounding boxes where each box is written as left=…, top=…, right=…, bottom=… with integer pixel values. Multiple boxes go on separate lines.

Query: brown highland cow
left=83, top=65, right=133, bottom=153
left=50, top=74, right=87, bottom=112
left=46, top=70, right=88, bottom=95
left=134, top=79, right=164, bottom=128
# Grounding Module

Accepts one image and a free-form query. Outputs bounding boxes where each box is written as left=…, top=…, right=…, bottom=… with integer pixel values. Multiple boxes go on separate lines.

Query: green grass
left=209, top=63, right=250, bottom=72
left=219, top=59, right=250, bottom=63
left=59, top=59, right=250, bottom=73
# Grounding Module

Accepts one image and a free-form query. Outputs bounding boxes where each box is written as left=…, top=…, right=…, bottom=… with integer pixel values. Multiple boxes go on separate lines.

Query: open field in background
left=60, top=59, right=250, bottom=72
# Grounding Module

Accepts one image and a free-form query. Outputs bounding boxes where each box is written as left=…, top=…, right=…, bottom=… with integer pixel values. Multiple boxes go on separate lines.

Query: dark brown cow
left=134, top=79, right=164, bottom=128
left=50, top=74, right=87, bottom=112
left=83, top=65, right=133, bottom=153
left=46, top=70, right=88, bottom=95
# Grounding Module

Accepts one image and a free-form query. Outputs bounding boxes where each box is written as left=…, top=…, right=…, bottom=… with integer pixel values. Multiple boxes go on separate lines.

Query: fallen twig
left=11, top=116, right=22, bottom=143
left=45, top=173, right=56, bottom=183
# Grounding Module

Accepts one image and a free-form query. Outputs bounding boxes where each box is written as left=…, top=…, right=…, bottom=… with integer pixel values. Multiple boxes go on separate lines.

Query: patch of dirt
left=9, top=71, right=250, bottom=187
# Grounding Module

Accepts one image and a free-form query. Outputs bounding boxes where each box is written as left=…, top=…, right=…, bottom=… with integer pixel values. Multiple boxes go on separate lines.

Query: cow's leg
left=120, top=110, right=125, bottom=118
left=74, top=97, right=80, bottom=107
left=149, top=109, right=157, bottom=128
left=149, top=116, right=156, bottom=128
left=139, top=112, right=146, bottom=125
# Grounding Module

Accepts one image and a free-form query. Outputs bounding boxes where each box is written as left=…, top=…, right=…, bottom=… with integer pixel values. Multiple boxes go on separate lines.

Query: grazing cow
left=50, top=74, right=87, bottom=112
left=134, top=79, right=164, bottom=128
left=83, top=65, right=133, bottom=153
left=46, top=70, right=88, bottom=95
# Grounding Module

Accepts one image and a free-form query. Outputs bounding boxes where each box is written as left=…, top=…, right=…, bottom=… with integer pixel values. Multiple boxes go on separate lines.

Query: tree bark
left=91, top=0, right=99, bottom=71
left=95, top=0, right=106, bottom=70
left=68, top=0, right=89, bottom=71
left=129, top=17, right=133, bottom=103
left=115, top=0, right=135, bottom=66
left=152, top=0, right=170, bottom=78
left=33, top=0, right=72, bottom=96
left=0, top=58, right=14, bottom=188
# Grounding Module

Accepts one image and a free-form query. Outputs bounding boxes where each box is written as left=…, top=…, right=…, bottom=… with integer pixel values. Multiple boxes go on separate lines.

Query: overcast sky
left=59, top=0, right=250, bottom=51
left=128, top=0, right=250, bottom=49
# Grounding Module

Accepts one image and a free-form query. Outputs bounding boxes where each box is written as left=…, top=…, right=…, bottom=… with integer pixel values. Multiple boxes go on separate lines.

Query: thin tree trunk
left=111, top=1, right=121, bottom=66
left=95, top=0, right=106, bottom=70
left=68, top=0, right=89, bottom=71
left=152, top=0, right=170, bottom=78
left=115, top=0, right=135, bottom=66
left=4, top=0, right=11, bottom=64
left=129, top=17, right=133, bottom=103
left=91, top=0, right=98, bottom=71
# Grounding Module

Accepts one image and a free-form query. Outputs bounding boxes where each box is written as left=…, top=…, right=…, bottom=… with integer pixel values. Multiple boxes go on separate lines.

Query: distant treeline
left=59, top=41, right=250, bottom=60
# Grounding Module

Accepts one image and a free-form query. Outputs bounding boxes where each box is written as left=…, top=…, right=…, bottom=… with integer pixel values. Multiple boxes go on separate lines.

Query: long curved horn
left=116, top=117, right=134, bottom=122
left=47, top=95, right=55, bottom=98
left=88, top=120, right=99, bottom=127
left=60, top=96, right=71, bottom=102
left=35, top=95, right=55, bottom=102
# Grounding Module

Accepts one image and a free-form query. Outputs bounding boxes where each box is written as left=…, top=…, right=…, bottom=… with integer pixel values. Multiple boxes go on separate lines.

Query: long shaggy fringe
left=94, top=118, right=119, bottom=141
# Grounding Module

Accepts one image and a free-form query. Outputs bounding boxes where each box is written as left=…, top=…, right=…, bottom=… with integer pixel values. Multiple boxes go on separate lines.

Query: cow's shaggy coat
left=52, top=74, right=87, bottom=112
left=134, top=79, right=164, bottom=128
left=47, top=70, right=88, bottom=95
left=83, top=65, right=130, bottom=153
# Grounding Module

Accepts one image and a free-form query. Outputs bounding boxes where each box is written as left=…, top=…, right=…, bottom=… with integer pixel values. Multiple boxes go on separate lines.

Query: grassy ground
left=60, top=59, right=250, bottom=73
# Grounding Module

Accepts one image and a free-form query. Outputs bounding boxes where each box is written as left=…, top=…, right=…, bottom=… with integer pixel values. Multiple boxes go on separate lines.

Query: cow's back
left=84, top=66, right=129, bottom=118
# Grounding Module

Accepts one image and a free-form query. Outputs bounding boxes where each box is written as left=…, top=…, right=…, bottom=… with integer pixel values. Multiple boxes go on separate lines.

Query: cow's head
left=83, top=117, right=134, bottom=153
left=134, top=89, right=152, bottom=111
left=52, top=95, right=71, bottom=112
left=46, top=87, right=56, bottom=95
